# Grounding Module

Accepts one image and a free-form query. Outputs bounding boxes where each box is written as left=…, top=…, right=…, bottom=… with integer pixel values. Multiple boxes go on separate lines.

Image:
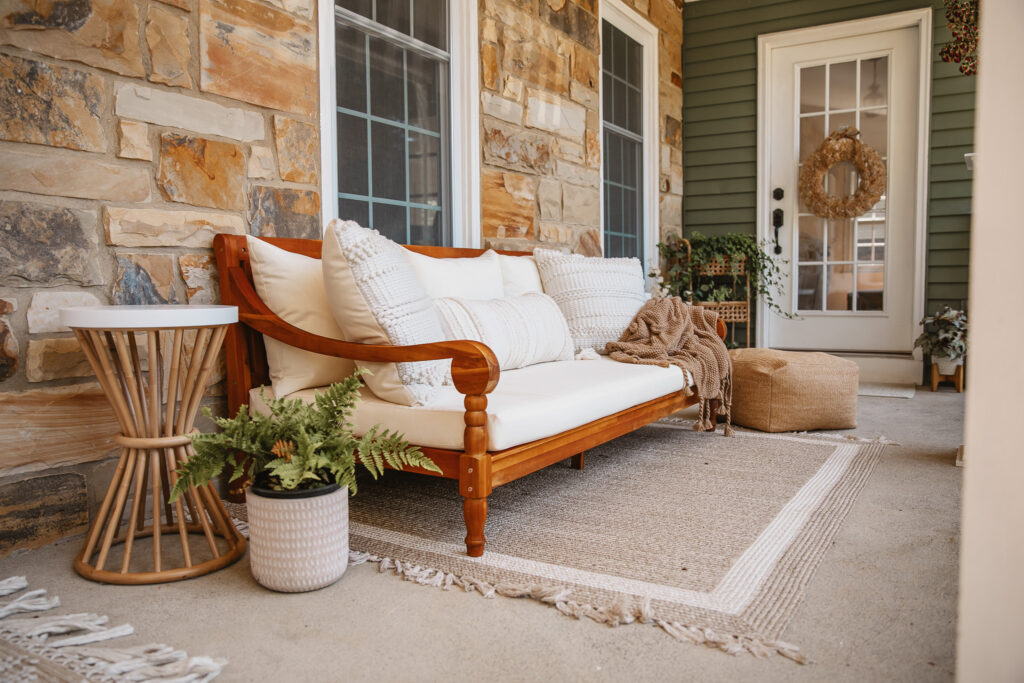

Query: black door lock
left=772, top=208, right=784, bottom=255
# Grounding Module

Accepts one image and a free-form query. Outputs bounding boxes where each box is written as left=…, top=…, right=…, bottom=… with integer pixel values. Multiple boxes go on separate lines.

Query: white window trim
left=599, top=0, right=659, bottom=269
left=317, top=3, right=480, bottom=247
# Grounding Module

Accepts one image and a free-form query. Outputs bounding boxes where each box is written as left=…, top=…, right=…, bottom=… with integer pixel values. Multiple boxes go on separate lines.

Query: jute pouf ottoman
left=729, top=348, right=858, bottom=432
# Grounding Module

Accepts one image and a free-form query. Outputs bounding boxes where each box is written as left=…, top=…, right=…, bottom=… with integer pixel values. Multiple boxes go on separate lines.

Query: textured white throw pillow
left=496, top=254, right=544, bottom=297
left=245, top=236, right=356, bottom=397
left=532, top=248, right=647, bottom=353
left=321, top=220, right=448, bottom=406
left=403, top=248, right=504, bottom=300
left=435, top=293, right=573, bottom=371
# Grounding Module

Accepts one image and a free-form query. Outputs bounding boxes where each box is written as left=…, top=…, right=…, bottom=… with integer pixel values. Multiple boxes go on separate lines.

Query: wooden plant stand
left=930, top=362, right=964, bottom=392
left=60, top=305, right=247, bottom=584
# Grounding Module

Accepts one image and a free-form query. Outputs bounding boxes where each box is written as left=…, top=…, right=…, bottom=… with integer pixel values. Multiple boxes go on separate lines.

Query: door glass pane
left=829, top=111, right=856, bottom=137
left=799, top=115, right=825, bottom=163
left=825, top=160, right=857, bottom=199
left=798, top=265, right=823, bottom=310
left=800, top=65, right=825, bottom=113
left=860, top=57, right=888, bottom=107
left=828, top=60, right=857, bottom=110
left=860, top=109, right=888, bottom=155
left=826, top=264, right=854, bottom=311
left=827, top=218, right=854, bottom=261
left=857, top=265, right=884, bottom=311
left=798, top=216, right=824, bottom=261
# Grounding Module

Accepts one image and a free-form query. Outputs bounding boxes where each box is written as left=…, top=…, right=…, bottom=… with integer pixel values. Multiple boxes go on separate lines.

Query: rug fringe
left=348, top=550, right=806, bottom=664
left=0, top=579, right=226, bottom=681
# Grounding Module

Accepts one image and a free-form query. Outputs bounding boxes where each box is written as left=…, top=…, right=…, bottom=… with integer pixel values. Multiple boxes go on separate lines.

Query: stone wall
left=0, top=0, right=322, bottom=489
left=479, top=0, right=683, bottom=257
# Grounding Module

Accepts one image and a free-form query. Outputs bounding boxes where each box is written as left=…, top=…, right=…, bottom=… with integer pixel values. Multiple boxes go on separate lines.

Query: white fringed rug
left=231, top=423, right=885, bottom=664
left=0, top=576, right=225, bottom=681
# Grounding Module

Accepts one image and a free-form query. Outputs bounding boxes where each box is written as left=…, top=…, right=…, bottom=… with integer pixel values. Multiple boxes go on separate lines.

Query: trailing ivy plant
left=170, top=370, right=440, bottom=501
left=914, top=306, right=968, bottom=361
left=655, top=231, right=793, bottom=319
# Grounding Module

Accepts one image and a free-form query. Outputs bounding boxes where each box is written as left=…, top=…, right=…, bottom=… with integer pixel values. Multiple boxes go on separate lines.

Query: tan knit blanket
left=606, top=297, right=733, bottom=435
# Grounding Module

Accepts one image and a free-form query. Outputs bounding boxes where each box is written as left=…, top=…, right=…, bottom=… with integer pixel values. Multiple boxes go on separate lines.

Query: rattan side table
left=60, top=305, right=246, bottom=584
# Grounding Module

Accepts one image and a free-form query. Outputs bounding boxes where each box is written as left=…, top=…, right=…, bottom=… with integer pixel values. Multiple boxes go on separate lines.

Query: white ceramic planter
left=245, top=484, right=349, bottom=592
left=934, top=356, right=964, bottom=376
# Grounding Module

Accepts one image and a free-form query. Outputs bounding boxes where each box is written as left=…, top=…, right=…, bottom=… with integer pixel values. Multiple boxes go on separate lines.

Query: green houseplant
left=171, top=371, right=440, bottom=592
left=914, top=306, right=968, bottom=375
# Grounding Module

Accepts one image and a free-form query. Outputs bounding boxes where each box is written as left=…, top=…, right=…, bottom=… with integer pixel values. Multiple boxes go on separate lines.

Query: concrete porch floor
left=0, top=388, right=963, bottom=682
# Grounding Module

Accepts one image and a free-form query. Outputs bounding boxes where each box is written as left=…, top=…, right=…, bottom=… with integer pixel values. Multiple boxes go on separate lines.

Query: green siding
left=682, top=0, right=975, bottom=319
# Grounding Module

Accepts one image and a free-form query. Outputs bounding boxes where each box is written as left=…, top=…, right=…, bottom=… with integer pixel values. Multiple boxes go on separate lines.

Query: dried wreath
left=797, top=128, right=887, bottom=219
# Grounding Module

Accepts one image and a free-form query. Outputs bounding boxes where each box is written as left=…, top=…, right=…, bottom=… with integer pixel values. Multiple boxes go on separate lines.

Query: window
left=600, top=0, right=657, bottom=266
left=333, top=0, right=451, bottom=246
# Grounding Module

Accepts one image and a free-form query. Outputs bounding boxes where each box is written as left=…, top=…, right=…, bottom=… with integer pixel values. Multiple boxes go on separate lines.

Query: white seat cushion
left=250, top=357, right=693, bottom=452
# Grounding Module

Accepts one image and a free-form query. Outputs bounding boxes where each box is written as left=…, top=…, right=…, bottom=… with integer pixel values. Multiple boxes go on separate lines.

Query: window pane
left=627, top=35, right=641, bottom=85
left=800, top=65, right=825, bottom=114
left=408, top=132, right=441, bottom=207
left=828, top=60, right=857, bottom=111
left=860, top=57, right=888, bottom=107
left=826, top=264, right=853, bottom=311
left=798, top=265, right=823, bottom=310
left=410, top=207, right=443, bottom=246
left=369, top=38, right=404, bottom=122
left=372, top=202, right=407, bottom=242
left=338, top=198, right=369, bottom=226
left=375, top=0, right=410, bottom=35
left=829, top=110, right=856, bottom=138
left=407, top=51, right=441, bottom=132
left=414, top=0, right=446, bottom=50
left=857, top=265, right=884, bottom=311
left=798, top=215, right=824, bottom=261
left=337, top=113, right=368, bottom=195
left=336, top=25, right=366, bottom=113
left=371, top=122, right=406, bottom=201
left=827, top=218, right=854, bottom=261
left=626, top=85, right=641, bottom=136
left=602, top=73, right=613, bottom=125
left=622, top=137, right=639, bottom=188
left=860, top=109, right=888, bottom=156
left=337, top=0, right=371, bottom=19
left=799, top=114, right=825, bottom=163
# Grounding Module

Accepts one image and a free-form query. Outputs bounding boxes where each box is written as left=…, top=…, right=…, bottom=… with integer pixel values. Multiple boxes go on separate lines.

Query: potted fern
left=171, top=371, right=439, bottom=592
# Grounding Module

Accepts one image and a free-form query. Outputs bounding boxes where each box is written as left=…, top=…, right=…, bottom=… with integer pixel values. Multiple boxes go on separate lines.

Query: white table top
left=60, top=305, right=238, bottom=330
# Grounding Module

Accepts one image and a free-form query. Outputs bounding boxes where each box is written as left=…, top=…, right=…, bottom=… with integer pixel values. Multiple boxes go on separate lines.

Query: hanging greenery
left=939, top=0, right=979, bottom=76
left=654, top=232, right=792, bottom=319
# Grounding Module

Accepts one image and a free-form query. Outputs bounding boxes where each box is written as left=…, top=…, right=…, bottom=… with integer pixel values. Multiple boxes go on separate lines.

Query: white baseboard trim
left=833, top=353, right=923, bottom=385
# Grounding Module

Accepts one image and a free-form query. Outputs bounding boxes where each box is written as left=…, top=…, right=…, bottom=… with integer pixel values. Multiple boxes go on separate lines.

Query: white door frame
left=600, top=0, right=660, bottom=268
left=755, top=9, right=932, bottom=349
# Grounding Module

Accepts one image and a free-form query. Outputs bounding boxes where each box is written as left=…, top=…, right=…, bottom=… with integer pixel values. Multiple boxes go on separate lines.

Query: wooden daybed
left=213, top=234, right=726, bottom=558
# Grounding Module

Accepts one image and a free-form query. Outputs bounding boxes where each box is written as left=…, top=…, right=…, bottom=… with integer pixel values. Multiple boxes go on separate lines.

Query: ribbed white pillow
left=532, top=248, right=647, bottom=353
left=321, top=220, right=448, bottom=406
left=435, top=293, right=573, bottom=371
left=245, top=236, right=356, bottom=397
left=403, top=248, right=504, bottom=300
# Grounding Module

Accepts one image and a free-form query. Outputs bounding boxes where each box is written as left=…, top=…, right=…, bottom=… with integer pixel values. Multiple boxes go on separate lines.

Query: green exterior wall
left=682, top=0, right=975, bottom=319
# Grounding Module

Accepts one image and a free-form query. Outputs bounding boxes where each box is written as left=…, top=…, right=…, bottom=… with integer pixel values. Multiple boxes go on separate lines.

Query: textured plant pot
left=934, top=356, right=964, bottom=376
left=245, top=483, right=349, bottom=592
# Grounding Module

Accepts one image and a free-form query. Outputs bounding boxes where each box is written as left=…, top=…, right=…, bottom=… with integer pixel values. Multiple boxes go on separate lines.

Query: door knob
left=772, top=208, right=784, bottom=255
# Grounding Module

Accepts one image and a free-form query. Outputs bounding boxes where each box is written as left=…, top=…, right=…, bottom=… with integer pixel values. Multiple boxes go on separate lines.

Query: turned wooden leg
left=931, top=363, right=940, bottom=391
left=954, top=365, right=964, bottom=393
left=570, top=452, right=585, bottom=470
left=463, top=497, right=488, bottom=557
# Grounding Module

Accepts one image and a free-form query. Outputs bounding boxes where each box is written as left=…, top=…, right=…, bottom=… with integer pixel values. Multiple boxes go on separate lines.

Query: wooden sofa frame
left=213, top=234, right=726, bottom=557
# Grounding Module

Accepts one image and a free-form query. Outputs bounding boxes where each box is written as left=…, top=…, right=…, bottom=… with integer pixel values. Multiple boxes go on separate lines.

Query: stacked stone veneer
left=0, top=0, right=322, bottom=483
left=479, top=0, right=683, bottom=258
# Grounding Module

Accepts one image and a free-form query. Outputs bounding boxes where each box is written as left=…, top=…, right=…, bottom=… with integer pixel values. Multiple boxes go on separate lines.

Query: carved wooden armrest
left=227, top=267, right=500, bottom=396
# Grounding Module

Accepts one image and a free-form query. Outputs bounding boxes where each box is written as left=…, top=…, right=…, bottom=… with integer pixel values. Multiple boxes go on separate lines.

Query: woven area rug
left=0, top=576, right=225, bottom=681
left=341, top=421, right=886, bottom=662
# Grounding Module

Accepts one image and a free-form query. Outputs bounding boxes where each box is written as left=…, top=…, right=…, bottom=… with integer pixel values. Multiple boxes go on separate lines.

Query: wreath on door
left=798, top=128, right=887, bottom=219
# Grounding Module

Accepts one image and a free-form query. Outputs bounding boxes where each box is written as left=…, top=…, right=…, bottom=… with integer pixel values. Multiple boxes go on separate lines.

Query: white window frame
left=599, top=0, right=659, bottom=268
left=317, top=1, right=480, bottom=247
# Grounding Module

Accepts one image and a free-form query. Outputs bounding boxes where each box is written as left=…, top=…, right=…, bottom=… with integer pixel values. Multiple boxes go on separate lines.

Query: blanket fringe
left=0, top=579, right=226, bottom=681
left=348, top=550, right=806, bottom=664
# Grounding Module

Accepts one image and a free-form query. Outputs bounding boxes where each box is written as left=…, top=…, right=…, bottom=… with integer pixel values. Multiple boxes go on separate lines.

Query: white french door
left=759, top=12, right=930, bottom=353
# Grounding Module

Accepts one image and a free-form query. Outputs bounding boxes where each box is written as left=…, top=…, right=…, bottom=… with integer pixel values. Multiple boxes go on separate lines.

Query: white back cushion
left=497, top=254, right=544, bottom=297
left=245, top=236, right=356, bottom=397
left=321, top=220, right=448, bottom=406
left=403, top=248, right=504, bottom=299
left=532, top=248, right=647, bottom=353
left=435, top=293, right=573, bottom=371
